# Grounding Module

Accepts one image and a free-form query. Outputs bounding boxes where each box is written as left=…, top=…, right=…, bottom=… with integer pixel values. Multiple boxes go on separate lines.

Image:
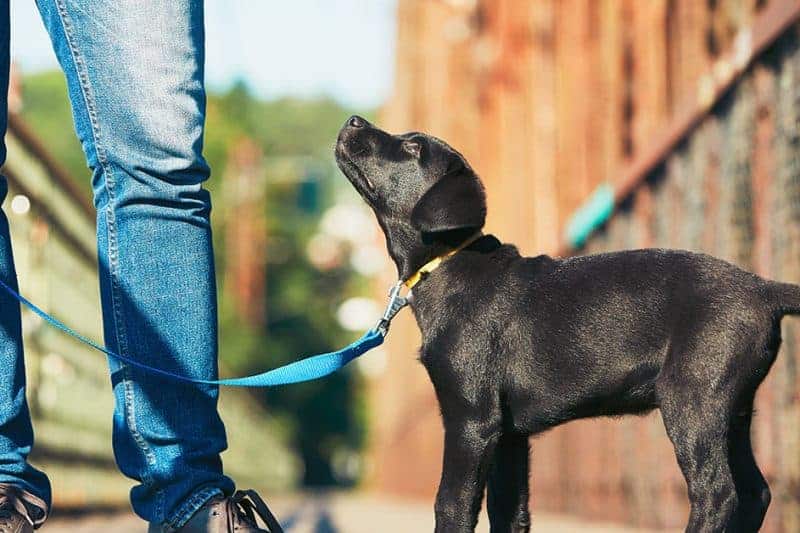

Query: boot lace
left=227, top=490, right=283, bottom=533
left=0, top=485, right=46, bottom=532
left=0, top=492, right=32, bottom=532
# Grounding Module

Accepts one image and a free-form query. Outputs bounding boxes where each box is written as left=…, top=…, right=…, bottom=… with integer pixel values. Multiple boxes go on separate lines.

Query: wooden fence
left=369, top=0, right=800, bottom=530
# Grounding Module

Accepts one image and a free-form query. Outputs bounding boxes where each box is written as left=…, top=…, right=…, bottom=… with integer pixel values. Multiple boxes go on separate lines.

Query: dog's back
left=415, top=246, right=800, bottom=434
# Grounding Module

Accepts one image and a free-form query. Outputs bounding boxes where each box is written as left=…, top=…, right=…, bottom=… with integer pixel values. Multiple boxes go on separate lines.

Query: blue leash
left=0, top=278, right=409, bottom=387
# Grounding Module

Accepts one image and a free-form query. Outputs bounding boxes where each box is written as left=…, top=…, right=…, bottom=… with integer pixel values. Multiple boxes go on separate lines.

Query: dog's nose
left=348, top=115, right=366, bottom=128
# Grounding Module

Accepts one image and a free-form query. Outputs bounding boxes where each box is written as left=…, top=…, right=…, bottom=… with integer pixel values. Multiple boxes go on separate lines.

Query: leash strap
left=0, top=278, right=386, bottom=387
left=0, top=232, right=480, bottom=387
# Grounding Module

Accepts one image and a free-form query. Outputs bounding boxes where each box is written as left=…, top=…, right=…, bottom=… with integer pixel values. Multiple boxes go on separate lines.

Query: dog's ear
left=410, top=167, right=486, bottom=235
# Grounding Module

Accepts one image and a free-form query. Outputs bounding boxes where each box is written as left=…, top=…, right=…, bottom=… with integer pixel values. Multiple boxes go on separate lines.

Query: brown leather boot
left=148, top=490, right=283, bottom=533
left=0, top=484, right=47, bottom=533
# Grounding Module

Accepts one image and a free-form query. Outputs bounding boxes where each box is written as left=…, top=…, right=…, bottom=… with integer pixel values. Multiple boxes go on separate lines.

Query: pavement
left=45, top=492, right=678, bottom=532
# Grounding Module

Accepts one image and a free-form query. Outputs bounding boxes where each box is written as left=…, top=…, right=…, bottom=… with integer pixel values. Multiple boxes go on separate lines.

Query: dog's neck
left=383, top=227, right=509, bottom=338
left=381, top=221, right=482, bottom=282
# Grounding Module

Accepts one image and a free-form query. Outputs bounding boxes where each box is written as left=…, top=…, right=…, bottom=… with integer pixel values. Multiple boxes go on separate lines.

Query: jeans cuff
left=164, top=486, right=225, bottom=531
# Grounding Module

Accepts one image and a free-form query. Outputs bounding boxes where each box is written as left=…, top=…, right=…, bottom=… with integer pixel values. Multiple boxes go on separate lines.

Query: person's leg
left=0, top=0, right=52, bottom=517
left=36, top=0, right=234, bottom=527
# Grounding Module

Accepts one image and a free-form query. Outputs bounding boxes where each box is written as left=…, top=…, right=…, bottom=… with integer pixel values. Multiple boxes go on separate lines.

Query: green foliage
left=208, top=84, right=373, bottom=486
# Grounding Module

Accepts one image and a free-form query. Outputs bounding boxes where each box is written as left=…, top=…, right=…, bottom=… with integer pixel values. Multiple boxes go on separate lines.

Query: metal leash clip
left=374, top=281, right=410, bottom=336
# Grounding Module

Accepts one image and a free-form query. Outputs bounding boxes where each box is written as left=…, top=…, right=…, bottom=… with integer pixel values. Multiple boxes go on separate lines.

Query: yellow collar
left=403, top=233, right=483, bottom=290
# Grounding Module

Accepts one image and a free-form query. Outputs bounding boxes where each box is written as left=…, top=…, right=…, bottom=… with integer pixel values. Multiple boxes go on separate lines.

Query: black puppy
left=335, top=115, right=800, bottom=533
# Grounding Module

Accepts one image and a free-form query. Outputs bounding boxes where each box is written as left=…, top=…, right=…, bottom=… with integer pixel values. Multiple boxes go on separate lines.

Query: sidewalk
left=45, top=492, right=679, bottom=532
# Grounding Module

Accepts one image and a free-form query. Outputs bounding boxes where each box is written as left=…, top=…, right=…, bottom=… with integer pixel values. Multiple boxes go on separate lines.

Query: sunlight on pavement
left=45, top=493, right=682, bottom=532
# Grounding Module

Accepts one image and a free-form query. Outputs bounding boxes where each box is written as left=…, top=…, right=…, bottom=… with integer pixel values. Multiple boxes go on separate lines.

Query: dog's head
left=335, top=115, right=486, bottom=278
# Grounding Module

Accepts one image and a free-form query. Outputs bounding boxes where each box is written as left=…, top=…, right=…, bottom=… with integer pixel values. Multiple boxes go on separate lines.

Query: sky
left=10, top=0, right=398, bottom=110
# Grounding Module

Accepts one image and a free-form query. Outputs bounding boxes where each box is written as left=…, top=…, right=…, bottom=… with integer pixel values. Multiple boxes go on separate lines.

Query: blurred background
left=4, top=0, right=800, bottom=531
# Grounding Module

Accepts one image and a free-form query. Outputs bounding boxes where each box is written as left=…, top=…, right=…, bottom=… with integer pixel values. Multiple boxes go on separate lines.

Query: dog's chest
left=415, top=315, right=510, bottom=415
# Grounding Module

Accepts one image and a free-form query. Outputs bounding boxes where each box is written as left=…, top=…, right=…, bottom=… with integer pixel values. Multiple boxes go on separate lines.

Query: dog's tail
left=768, top=281, right=800, bottom=316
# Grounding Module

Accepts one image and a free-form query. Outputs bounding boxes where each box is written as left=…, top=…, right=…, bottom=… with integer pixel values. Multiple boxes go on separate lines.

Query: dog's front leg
left=434, top=423, right=499, bottom=533
left=487, top=433, right=530, bottom=533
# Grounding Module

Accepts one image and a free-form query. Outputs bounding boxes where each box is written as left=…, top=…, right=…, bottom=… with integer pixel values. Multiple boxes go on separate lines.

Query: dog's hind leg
left=728, top=396, right=770, bottom=532
left=486, top=433, right=530, bottom=533
left=659, top=393, right=738, bottom=532
left=726, top=330, right=781, bottom=531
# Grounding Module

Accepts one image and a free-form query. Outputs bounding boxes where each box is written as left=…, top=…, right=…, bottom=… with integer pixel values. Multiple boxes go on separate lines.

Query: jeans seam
left=166, top=486, right=224, bottom=530
left=51, top=0, right=161, bottom=512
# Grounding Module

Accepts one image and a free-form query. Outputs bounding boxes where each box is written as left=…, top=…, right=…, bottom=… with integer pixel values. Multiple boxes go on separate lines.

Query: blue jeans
left=0, top=0, right=234, bottom=527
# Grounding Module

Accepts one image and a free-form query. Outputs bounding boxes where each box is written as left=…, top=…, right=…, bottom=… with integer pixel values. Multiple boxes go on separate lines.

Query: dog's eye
left=402, top=140, right=421, bottom=158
